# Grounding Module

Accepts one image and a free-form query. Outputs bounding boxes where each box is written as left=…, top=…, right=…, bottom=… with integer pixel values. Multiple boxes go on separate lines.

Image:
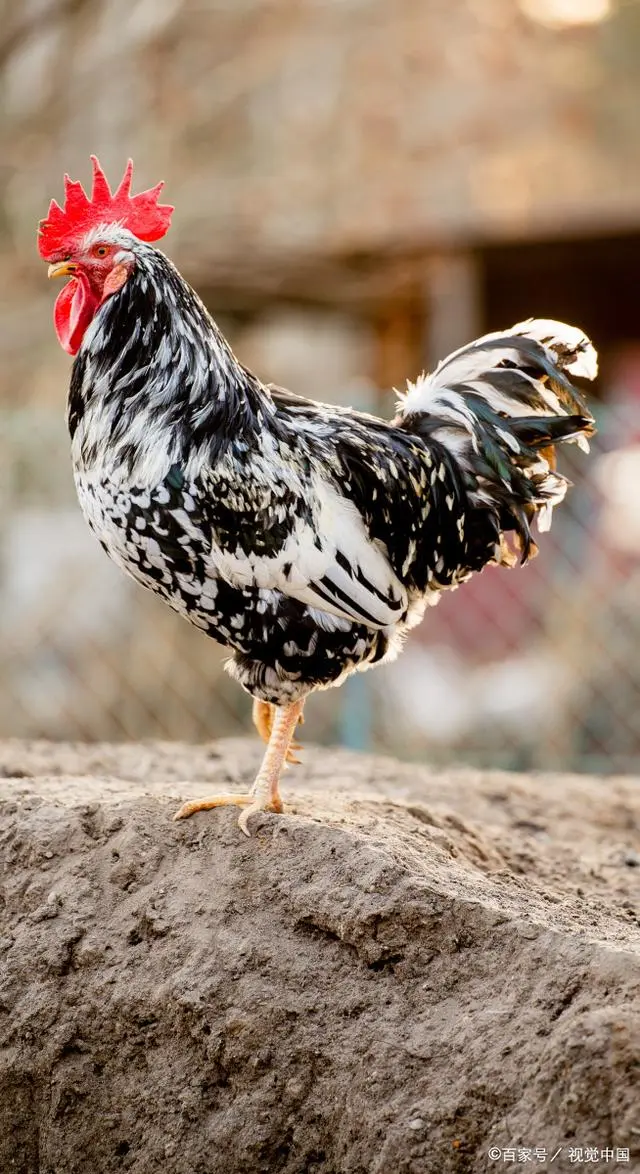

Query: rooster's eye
left=95, top=246, right=108, bottom=257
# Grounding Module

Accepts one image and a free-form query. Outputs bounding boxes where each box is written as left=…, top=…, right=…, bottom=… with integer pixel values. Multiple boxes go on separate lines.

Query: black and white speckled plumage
left=67, top=227, right=596, bottom=705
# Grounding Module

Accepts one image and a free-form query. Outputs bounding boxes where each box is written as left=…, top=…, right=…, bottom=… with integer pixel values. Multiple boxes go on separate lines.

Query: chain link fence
left=1, top=401, right=638, bottom=774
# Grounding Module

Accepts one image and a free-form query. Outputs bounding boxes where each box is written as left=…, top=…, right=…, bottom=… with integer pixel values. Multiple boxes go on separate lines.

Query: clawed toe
left=173, top=792, right=283, bottom=836
left=173, top=793, right=254, bottom=820
left=286, top=740, right=303, bottom=765
left=238, top=796, right=283, bottom=837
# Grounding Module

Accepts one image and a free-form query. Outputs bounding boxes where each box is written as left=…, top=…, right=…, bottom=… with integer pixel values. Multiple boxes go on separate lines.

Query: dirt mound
left=0, top=738, right=639, bottom=1174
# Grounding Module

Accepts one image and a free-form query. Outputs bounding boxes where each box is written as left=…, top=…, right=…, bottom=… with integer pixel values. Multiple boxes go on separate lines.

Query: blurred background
left=1, top=0, right=640, bottom=773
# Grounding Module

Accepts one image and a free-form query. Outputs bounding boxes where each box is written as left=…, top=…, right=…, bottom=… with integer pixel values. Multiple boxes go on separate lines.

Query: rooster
left=39, top=158, right=596, bottom=834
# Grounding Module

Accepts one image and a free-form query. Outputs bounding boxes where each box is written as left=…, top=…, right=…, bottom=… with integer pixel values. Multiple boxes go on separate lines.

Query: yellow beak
left=48, top=261, right=78, bottom=279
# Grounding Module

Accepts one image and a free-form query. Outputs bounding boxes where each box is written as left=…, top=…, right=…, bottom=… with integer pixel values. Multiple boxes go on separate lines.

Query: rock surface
left=0, top=738, right=639, bottom=1173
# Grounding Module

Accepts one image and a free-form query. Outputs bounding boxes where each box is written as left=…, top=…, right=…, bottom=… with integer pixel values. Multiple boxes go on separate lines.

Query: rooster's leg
left=252, top=697, right=304, bottom=764
left=173, top=699, right=305, bottom=835
left=252, top=699, right=274, bottom=743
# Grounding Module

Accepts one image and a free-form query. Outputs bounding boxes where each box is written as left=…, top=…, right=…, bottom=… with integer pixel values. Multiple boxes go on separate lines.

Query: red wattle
left=53, top=277, right=98, bottom=356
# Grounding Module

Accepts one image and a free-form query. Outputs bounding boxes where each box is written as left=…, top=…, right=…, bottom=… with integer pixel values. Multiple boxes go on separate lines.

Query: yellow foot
left=175, top=699, right=306, bottom=837
left=173, top=791, right=282, bottom=836
left=252, top=698, right=304, bottom=763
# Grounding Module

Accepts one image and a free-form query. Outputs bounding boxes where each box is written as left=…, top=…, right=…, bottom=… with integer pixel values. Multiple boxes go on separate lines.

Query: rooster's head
left=39, top=156, right=173, bottom=355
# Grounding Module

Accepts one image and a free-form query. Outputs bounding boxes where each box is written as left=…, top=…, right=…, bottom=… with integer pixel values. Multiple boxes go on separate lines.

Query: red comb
left=38, top=155, right=174, bottom=260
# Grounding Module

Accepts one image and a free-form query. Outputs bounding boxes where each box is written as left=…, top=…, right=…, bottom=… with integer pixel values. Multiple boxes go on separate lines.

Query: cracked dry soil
left=0, top=738, right=639, bottom=1173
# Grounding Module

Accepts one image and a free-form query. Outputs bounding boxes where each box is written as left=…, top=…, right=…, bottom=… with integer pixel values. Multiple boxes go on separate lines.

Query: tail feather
left=397, top=318, right=597, bottom=561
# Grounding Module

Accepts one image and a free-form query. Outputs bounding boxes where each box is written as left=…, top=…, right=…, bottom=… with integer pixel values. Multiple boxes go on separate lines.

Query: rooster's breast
left=73, top=469, right=245, bottom=645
